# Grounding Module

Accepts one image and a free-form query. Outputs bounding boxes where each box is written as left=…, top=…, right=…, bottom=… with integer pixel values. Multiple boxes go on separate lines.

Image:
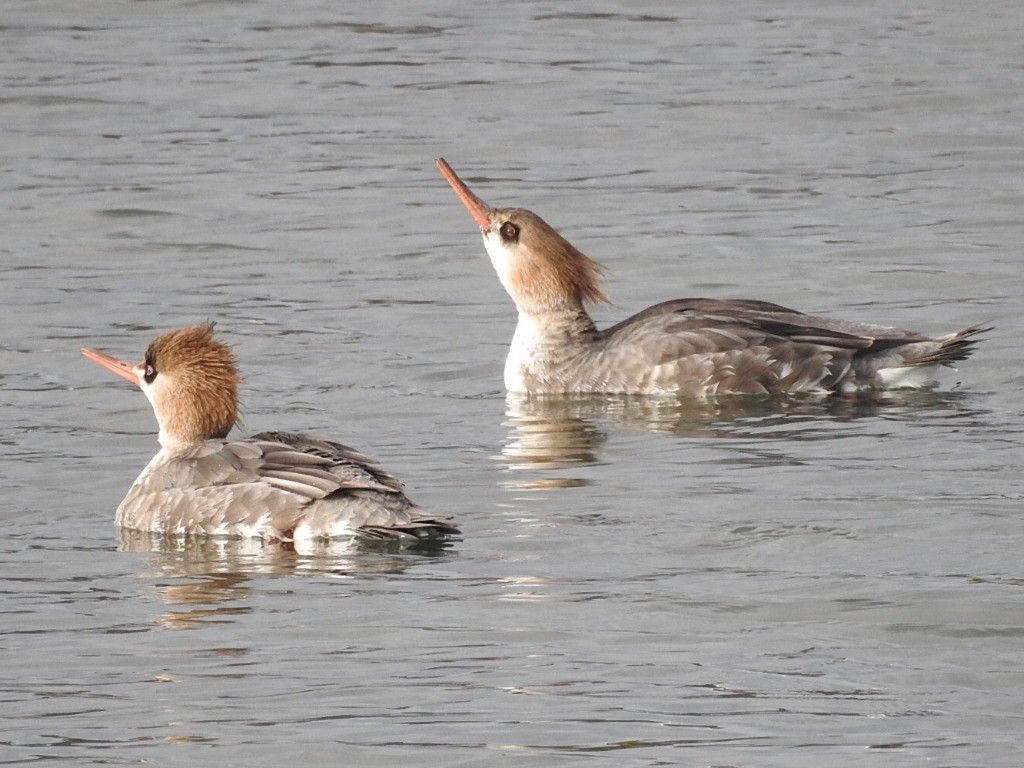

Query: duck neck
left=157, top=428, right=197, bottom=454
left=514, top=301, right=599, bottom=346
left=505, top=302, right=600, bottom=393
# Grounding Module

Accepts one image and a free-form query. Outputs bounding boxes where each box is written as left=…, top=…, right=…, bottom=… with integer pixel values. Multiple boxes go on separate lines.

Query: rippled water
left=3, top=2, right=1023, bottom=766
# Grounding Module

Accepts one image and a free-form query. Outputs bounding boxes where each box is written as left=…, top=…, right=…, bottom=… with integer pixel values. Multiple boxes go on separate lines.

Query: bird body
left=437, top=158, right=986, bottom=397
left=83, top=325, right=457, bottom=542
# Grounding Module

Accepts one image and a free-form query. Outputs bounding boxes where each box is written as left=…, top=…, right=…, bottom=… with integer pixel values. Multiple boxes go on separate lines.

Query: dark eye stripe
left=144, top=364, right=157, bottom=384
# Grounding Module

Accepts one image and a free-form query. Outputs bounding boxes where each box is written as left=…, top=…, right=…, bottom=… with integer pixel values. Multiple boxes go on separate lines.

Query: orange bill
left=81, top=348, right=140, bottom=387
left=436, top=158, right=492, bottom=231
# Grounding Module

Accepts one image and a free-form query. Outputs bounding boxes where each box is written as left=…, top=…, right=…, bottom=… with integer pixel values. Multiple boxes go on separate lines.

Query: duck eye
left=499, top=221, right=519, bottom=242
left=144, top=364, right=157, bottom=384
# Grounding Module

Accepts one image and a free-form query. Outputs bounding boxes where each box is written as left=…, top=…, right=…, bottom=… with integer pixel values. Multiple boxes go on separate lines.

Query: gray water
left=2, top=1, right=1023, bottom=766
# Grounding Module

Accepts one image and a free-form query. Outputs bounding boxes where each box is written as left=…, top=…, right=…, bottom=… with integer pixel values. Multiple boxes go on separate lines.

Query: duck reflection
left=119, top=529, right=453, bottom=629
left=501, top=390, right=980, bottom=485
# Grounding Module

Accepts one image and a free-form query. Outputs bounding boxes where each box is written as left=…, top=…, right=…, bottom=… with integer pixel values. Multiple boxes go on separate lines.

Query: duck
left=437, top=157, right=987, bottom=397
left=81, top=323, right=458, bottom=542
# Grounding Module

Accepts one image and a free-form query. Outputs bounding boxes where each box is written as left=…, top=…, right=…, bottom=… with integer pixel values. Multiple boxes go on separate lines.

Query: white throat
left=139, top=371, right=189, bottom=452
left=483, top=232, right=519, bottom=304
left=484, top=230, right=535, bottom=392
left=505, top=311, right=545, bottom=393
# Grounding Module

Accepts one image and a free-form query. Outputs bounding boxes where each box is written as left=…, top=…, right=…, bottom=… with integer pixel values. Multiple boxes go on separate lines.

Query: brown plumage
left=81, top=325, right=458, bottom=542
left=502, top=208, right=610, bottom=309
left=144, top=324, right=240, bottom=444
left=437, top=158, right=988, bottom=397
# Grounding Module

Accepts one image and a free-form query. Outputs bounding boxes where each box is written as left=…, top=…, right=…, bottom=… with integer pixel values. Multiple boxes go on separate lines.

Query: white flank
left=292, top=518, right=356, bottom=542
left=877, top=365, right=939, bottom=389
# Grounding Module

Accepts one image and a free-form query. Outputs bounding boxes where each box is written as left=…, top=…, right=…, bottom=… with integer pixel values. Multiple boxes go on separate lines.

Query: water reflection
left=119, top=530, right=453, bottom=629
left=500, top=390, right=982, bottom=484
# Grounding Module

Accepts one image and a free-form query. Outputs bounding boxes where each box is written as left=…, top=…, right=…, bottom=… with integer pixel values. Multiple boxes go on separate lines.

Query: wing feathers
left=597, top=298, right=987, bottom=394
left=118, top=432, right=457, bottom=540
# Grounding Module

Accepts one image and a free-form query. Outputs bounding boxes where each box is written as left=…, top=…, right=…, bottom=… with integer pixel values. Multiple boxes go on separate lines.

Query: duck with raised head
left=82, top=324, right=458, bottom=542
left=437, top=158, right=987, bottom=397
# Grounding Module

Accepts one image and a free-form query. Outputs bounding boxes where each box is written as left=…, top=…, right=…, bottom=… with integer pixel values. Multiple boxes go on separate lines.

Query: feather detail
left=116, top=433, right=459, bottom=540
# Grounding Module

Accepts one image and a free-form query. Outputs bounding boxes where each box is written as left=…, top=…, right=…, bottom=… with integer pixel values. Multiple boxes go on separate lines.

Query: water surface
left=2, top=2, right=1023, bottom=766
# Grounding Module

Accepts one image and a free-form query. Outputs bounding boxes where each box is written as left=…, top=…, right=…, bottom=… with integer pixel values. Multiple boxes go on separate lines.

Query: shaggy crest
left=145, top=323, right=240, bottom=444
left=435, top=159, right=609, bottom=310
left=503, top=208, right=610, bottom=309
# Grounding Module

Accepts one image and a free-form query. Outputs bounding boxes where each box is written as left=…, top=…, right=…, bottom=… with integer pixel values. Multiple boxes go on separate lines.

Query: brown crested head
left=488, top=207, right=610, bottom=311
left=143, top=323, right=240, bottom=446
left=436, top=158, right=609, bottom=311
